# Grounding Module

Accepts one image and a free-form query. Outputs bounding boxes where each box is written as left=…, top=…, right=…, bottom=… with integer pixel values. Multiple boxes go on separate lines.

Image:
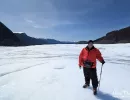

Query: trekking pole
left=98, top=64, right=103, bottom=91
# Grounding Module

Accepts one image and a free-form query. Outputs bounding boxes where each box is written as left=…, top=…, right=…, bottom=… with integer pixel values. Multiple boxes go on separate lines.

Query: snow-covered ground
left=0, top=44, right=130, bottom=100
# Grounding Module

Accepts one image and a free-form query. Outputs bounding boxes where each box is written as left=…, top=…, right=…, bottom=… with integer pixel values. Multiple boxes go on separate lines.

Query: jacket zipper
left=87, top=50, right=90, bottom=60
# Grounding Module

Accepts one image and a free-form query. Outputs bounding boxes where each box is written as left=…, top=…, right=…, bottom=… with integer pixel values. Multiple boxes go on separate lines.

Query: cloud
left=25, top=19, right=34, bottom=23
left=24, top=18, right=44, bottom=29
left=33, top=25, right=43, bottom=29
left=24, top=15, right=75, bottom=29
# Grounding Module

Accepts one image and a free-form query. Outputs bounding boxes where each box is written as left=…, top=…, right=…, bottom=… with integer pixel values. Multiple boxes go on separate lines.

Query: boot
left=83, top=84, right=89, bottom=88
left=93, top=88, right=97, bottom=95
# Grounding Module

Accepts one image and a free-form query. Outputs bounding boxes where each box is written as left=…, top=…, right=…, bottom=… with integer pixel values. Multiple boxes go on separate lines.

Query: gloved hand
left=101, top=60, right=105, bottom=65
left=79, top=66, right=81, bottom=69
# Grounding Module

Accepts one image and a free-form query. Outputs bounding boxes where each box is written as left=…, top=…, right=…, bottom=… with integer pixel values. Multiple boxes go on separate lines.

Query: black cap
left=87, top=40, right=94, bottom=44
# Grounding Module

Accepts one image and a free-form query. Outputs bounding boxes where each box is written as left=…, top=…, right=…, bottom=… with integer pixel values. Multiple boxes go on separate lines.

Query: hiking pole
left=98, top=64, right=103, bottom=91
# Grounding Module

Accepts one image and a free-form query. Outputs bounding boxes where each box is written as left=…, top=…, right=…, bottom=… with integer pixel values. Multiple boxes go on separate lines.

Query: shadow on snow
left=88, top=87, right=121, bottom=100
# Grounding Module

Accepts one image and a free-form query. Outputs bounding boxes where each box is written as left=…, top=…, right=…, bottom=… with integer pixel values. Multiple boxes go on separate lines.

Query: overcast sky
left=0, top=0, right=130, bottom=41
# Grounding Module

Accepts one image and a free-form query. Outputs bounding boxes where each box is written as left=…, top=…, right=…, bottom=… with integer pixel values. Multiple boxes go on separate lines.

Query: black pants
left=83, top=67, right=98, bottom=89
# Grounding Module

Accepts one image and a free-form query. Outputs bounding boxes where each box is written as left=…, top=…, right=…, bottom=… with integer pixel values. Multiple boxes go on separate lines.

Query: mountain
left=95, top=26, right=130, bottom=44
left=45, top=39, right=74, bottom=44
left=0, top=22, right=21, bottom=46
left=76, top=26, right=130, bottom=44
left=15, top=33, right=48, bottom=45
left=15, top=33, right=75, bottom=45
left=60, top=41, right=75, bottom=44
left=0, top=21, right=74, bottom=46
left=76, top=41, right=88, bottom=44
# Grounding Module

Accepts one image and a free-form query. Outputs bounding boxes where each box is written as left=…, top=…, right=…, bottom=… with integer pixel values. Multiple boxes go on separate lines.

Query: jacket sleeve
left=96, top=49, right=104, bottom=63
left=79, top=48, right=84, bottom=66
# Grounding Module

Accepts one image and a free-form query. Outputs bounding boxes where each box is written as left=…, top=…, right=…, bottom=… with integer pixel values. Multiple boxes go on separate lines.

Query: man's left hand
left=102, top=60, right=105, bottom=65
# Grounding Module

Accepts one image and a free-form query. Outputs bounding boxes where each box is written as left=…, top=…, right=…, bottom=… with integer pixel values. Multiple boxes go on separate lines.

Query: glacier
left=0, top=44, right=130, bottom=100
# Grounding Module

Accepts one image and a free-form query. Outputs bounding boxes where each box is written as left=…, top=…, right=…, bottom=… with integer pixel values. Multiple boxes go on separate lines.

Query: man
left=79, top=40, right=105, bottom=95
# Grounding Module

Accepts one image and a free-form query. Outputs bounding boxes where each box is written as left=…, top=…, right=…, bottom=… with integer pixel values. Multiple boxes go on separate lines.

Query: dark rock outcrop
left=0, top=22, right=21, bottom=46
left=95, top=26, right=130, bottom=44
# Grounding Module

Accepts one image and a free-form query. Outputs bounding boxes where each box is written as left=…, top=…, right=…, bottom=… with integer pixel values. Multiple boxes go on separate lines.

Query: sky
left=0, top=0, right=130, bottom=41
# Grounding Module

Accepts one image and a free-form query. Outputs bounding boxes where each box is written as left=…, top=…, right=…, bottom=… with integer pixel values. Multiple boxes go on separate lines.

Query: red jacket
left=79, top=46, right=104, bottom=68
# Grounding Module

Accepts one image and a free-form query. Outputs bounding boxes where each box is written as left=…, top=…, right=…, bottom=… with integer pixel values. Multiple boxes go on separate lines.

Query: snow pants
left=83, top=67, right=98, bottom=89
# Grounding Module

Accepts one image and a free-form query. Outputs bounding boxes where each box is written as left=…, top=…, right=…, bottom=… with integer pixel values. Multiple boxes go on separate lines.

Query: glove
left=101, top=60, right=105, bottom=65
left=79, top=66, right=81, bottom=69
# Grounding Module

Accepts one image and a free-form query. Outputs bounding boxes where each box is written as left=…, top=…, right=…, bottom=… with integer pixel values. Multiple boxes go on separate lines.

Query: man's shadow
left=88, top=87, right=121, bottom=100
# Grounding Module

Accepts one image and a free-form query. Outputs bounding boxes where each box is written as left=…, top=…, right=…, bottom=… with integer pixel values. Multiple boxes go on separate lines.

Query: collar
left=86, top=46, right=95, bottom=51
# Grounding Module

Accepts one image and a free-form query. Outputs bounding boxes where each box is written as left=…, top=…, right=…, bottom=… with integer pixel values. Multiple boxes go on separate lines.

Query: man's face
left=88, top=42, right=93, bottom=48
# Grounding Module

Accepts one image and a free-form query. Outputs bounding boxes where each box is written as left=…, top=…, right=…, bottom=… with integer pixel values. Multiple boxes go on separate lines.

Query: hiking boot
left=83, top=84, right=89, bottom=88
left=93, top=88, right=97, bottom=95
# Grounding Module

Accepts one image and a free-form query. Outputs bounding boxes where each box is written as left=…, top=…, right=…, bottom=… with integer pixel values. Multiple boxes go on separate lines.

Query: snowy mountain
left=0, top=44, right=130, bottom=100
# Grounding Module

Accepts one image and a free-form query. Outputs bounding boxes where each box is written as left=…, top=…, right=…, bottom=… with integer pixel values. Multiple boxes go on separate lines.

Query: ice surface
left=0, top=44, right=130, bottom=100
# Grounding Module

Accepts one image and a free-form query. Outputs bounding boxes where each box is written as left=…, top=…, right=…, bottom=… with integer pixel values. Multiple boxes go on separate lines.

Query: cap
left=87, top=40, right=94, bottom=44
